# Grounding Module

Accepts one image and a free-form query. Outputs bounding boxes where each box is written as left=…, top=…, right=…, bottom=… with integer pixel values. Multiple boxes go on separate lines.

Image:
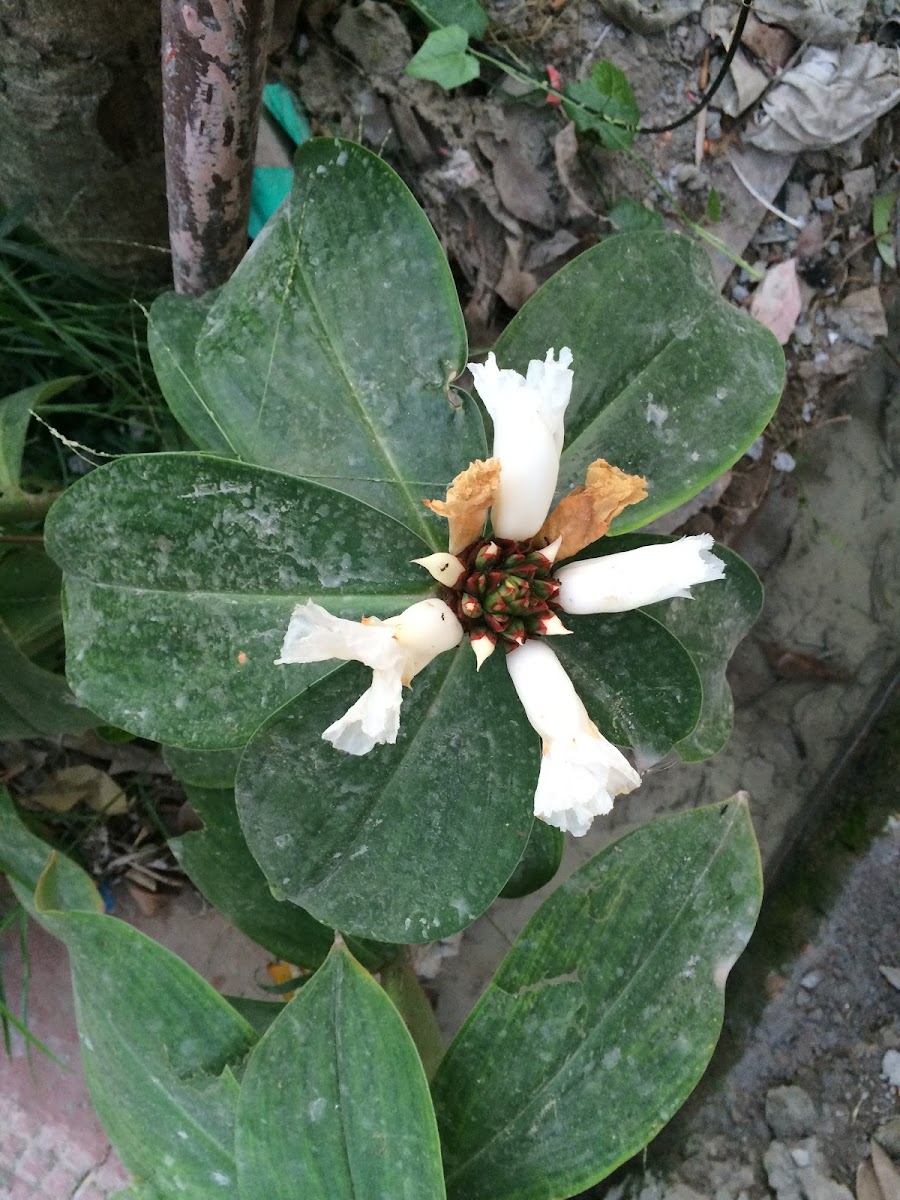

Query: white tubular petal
left=555, top=534, right=726, bottom=615
left=279, top=598, right=462, bottom=757
left=275, top=601, right=401, bottom=670
left=412, top=553, right=466, bottom=587
left=323, top=668, right=403, bottom=755
left=468, top=348, right=574, bottom=541
left=383, top=597, right=464, bottom=684
left=506, top=640, right=641, bottom=837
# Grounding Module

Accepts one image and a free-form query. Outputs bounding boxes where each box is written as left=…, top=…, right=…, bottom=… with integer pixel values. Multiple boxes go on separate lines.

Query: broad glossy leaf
left=235, top=947, right=446, bottom=1200
left=236, top=646, right=535, bottom=943
left=170, top=785, right=334, bottom=968
left=164, top=744, right=243, bottom=790
left=500, top=819, right=563, bottom=900
left=44, top=453, right=431, bottom=747
left=41, top=905, right=254, bottom=1197
left=592, top=535, right=762, bottom=761
left=1, top=793, right=256, bottom=1196
left=192, top=138, right=484, bottom=545
left=433, top=798, right=762, bottom=1200
left=493, top=232, right=784, bottom=532
left=554, top=609, right=703, bottom=762
left=147, top=291, right=234, bottom=455
left=0, top=614, right=96, bottom=739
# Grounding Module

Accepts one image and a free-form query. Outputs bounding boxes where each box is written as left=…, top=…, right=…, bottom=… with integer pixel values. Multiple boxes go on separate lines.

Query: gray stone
left=765, top=1085, right=819, bottom=1139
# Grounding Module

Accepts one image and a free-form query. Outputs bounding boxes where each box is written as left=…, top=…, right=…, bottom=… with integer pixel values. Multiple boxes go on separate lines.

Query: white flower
left=276, top=598, right=463, bottom=755
left=468, top=348, right=573, bottom=541
left=555, top=533, right=725, bottom=614
left=506, top=639, right=641, bottom=837
left=275, top=347, right=729, bottom=838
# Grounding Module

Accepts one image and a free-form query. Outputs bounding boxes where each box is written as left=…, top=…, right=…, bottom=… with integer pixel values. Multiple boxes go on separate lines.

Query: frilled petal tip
left=323, top=668, right=403, bottom=756
left=506, top=638, right=641, bottom=836
left=555, top=533, right=726, bottom=615
left=467, top=348, right=575, bottom=542
left=275, top=601, right=399, bottom=670
left=534, top=734, right=641, bottom=837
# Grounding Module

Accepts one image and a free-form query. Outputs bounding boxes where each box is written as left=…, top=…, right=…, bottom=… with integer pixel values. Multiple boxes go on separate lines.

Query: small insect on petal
left=412, top=552, right=466, bottom=587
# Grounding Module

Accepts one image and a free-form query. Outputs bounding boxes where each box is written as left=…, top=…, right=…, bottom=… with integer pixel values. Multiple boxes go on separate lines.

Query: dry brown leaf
left=859, top=1157, right=882, bottom=1200
left=27, top=764, right=129, bottom=815
left=424, top=458, right=501, bottom=553
left=531, top=458, right=647, bottom=561
left=872, top=1143, right=900, bottom=1200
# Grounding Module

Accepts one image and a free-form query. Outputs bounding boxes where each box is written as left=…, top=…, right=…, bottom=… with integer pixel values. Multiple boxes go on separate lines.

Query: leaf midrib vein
left=277, top=204, right=437, bottom=548
left=444, top=806, right=742, bottom=1183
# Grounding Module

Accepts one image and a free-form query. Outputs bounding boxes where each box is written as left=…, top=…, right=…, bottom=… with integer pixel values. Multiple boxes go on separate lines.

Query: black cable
left=637, top=0, right=755, bottom=135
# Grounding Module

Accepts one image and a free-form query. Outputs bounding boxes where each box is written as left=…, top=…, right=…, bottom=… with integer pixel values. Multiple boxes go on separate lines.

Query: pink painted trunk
left=161, top=0, right=274, bottom=294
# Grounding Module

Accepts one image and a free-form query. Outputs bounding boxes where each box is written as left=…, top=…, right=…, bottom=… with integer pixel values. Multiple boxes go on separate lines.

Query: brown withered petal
left=423, top=457, right=501, bottom=554
left=531, top=458, right=647, bottom=562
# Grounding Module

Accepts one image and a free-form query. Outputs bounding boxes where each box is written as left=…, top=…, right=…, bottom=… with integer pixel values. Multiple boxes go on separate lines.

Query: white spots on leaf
left=274, top=834, right=294, bottom=850
left=210, top=1171, right=231, bottom=1186
left=349, top=844, right=368, bottom=860
left=646, top=402, right=669, bottom=429
left=176, top=1130, right=188, bottom=1140
left=307, top=1096, right=327, bottom=1122
left=601, top=1046, right=621, bottom=1069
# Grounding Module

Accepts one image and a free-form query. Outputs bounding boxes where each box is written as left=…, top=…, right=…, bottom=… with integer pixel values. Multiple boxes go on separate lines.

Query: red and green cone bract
left=441, top=537, right=563, bottom=652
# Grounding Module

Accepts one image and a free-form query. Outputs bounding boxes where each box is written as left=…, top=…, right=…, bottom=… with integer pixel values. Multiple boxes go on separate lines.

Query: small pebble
left=801, top=971, right=822, bottom=989
left=745, top=436, right=765, bottom=462
left=802, top=401, right=816, bottom=422
left=732, top=284, right=750, bottom=303
left=774, top=450, right=797, bottom=472
left=814, top=196, right=835, bottom=213
left=791, top=1148, right=811, bottom=1167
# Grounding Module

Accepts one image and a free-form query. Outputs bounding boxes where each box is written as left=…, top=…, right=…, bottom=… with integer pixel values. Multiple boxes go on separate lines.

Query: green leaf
left=164, top=744, right=243, bottom=790
left=608, top=197, right=663, bottom=233
left=873, top=190, right=897, bottom=270
left=632, top=537, right=761, bottom=761
left=0, top=545, right=64, bottom=654
left=146, top=291, right=235, bottom=455
left=554, top=609, right=702, bottom=761
left=192, top=138, right=484, bottom=545
left=33, top=874, right=256, bottom=1197
left=235, top=647, right=536, bottom=943
left=499, top=819, right=563, bottom=900
left=380, top=955, right=446, bottom=1080
left=44, top=453, right=432, bottom=747
left=564, top=61, right=639, bottom=150
left=0, top=377, right=80, bottom=496
left=406, top=26, right=481, bottom=89
left=406, top=0, right=489, bottom=38
left=575, top=534, right=762, bottom=762
left=432, top=798, right=762, bottom=1200
left=0, top=613, right=96, bottom=739
left=169, top=785, right=335, bottom=968
left=493, top=232, right=784, bottom=532
left=235, top=947, right=446, bottom=1200
left=0, top=786, right=102, bottom=917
